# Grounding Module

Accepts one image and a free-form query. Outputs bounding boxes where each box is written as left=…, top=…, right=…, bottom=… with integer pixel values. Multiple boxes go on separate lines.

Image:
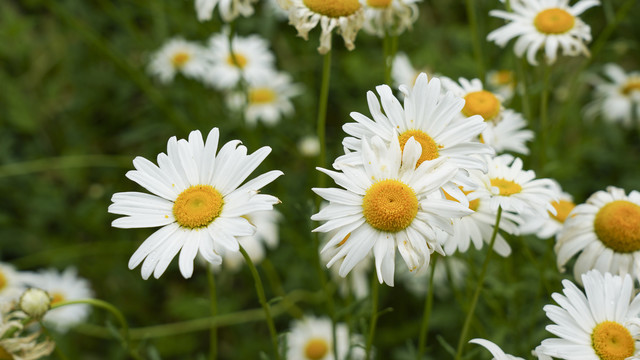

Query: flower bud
left=19, top=288, right=51, bottom=319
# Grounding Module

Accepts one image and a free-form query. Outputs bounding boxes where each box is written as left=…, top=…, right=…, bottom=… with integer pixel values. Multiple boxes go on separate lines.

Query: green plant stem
left=262, top=259, right=304, bottom=319
left=39, top=321, right=69, bottom=360
left=239, top=246, right=281, bottom=360
left=515, top=58, right=533, bottom=127
left=316, top=51, right=332, bottom=188
left=382, top=32, right=398, bottom=85
left=465, top=0, right=485, bottom=80
left=207, top=266, right=218, bottom=360
left=538, top=63, right=551, bottom=172
left=365, top=272, right=380, bottom=360
left=417, top=254, right=439, bottom=360
left=0, top=155, right=132, bottom=179
left=453, top=206, right=503, bottom=360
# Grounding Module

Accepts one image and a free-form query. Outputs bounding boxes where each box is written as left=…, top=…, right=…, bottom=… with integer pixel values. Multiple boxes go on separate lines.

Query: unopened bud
left=19, top=288, right=51, bottom=318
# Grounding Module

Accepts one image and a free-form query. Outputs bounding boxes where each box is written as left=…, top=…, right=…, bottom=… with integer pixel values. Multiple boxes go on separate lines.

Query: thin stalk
left=515, top=58, right=533, bottom=126
left=365, top=272, right=380, bottom=360
left=382, top=32, right=398, bottom=85
left=0, top=155, right=131, bottom=179
left=538, top=63, right=551, bottom=172
left=239, top=246, right=281, bottom=360
left=39, top=321, right=69, bottom=360
left=453, top=206, right=503, bottom=360
left=465, top=0, right=485, bottom=80
left=417, top=254, right=439, bottom=360
left=207, top=265, right=218, bottom=360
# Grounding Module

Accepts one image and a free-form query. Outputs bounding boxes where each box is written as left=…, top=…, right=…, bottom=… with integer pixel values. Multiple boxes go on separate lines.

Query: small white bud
left=19, top=288, right=51, bottom=318
left=298, top=136, right=320, bottom=157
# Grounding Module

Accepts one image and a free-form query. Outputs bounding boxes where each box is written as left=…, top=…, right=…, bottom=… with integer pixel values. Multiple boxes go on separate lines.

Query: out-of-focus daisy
left=586, top=63, right=640, bottom=127
left=487, top=0, right=600, bottom=65
left=204, top=32, right=275, bottom=90
left=470, top=154, right=557, bottom=218
left=0, top=302, right=55, bottom=360
left=287, top=0, right=365, bottom=54
left=520, top=181, right=575, bottom=239
left=226, top=71, right=302, bottom=126
left=22, top=268, right=92, bottom=333
left=148, top=38, right=209, bottom=84
left=298, top=135, right=321, bottom=157
left=362, top=0, right=420, bottom=38
left=400, top=255, right=466, bottom=299
left=555, top=186, right=640, bottom=282
left=321, top=233, right=372, bottom=299
left=486, top=69, right=516, bottom=101
left=391, top=52, right=432, bottom=89
left=109, top=128, right=283, bottom=279
left=267, top=0, right=290, bottom=19
left=286, top=315, right=365, bottom=360
left=481, top=110, right=534, bottom=155
left=313, top=135, right=472, bottom=286
left=0, top=263, right=26, bottom=302
left=536, top=270, right=640, bottom=360
left=195, top=0, right=257, bottom=22
left=470, top=338, right=525, bottom=360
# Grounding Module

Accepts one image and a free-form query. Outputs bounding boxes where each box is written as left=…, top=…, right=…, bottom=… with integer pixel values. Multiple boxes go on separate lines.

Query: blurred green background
left=1, top=0, right=639, bottom=358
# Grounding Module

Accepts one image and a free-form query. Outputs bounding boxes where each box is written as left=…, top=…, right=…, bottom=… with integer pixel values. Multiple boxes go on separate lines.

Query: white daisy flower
left=226, top=71, right=302, bottom=126
left=22, top=268, right=93, bottom=333
left=520, top=180, right=575, bottom=239
left=287, top=0, right=365, bottom=54
left=470, top=338, right=525, bottom=360
left=391, top=52, right=420, bottom=89
left=148, top=38, right=209, bottom=84
left=0, top=263, right=26, bottom=302
left=195, top=0, right=257, bottom=22
left=321, top=232, right=372, bottom=299
left=204, top=32, right=276, bottom=90
left=470, top=154, right=558, bottom=218
left=399, top=255, right=467, bottom=299
left=536, top=270, right=640, bottom=360
left=555, top=186, right=640, bottom=283
left=441, top=76, right=505, bottom=122
left=108, top=128, right=283, bottom=279
left=487, top=0, right=600, bottom=65
left=286, top=316, right=365, bottom=360
left=267, top=0, right=290, bottom=19
left=486, top=69, right=516, bottom=102
left=586, top=63, right=640, bottom=127
left=298, top=135, right=321, bottom=157
left=362, top=0, right=420, bottom=38
left=481, top=109, right=534, bottom=155
left=313, top=135, right=473, bottom=286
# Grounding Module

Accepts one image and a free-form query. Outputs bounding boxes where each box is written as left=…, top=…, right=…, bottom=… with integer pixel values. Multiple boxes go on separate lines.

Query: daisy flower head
left=481, top=109, right=534, bottom=155
left=487, top=69, right=516, bottom=101
left=298, top=135, right=321, bottom=157
left=195, top=0, right=257, bottom=22
left=520, top=180, right=575, bottom=239
left=148, top=38, right=209, bottom=84
left=287, top=0, right=365, bottom=54
left=286, top=315, right=365, bottom=360
left=536, top=270, right=640, bottom=360
left=204, top=32, right=275, bottom=90
left=487, top=0, right=600, bottom=65
left=22, top=267, right=93, bottom=333
left=586, top=63, right=640, bottom=127
left=469, top=338, right=525, bottom=360
left=0, top=263, right=26, bottom=302
left=391, top=52, right=433, bottom=90
left=362, top=0, right=420, bottom=38
left=441, top=76, right=505, bottom=123
left=108, top=128, right=283, bottom=280
left=555, top=186, right=640, bottom=283
left=321, top=230, right=372, bottom=299
left=313, top=135, right=473, bottom=286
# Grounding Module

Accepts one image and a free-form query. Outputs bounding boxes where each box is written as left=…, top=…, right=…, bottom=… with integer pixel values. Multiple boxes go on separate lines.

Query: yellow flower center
left=534, top=8, right=575, bottom=34
left=462, top=91, right=501, bottom=121
left=0, top=271, right=6, bottom=291
left=490, top=178, right=522, bottom=196
left=621, top=78, right=640, bottom=96
left=249, top=88, right=277, bottom=104
left=0, top=346, right=13, bottom=360
left=592, top=321, right=635, bottom=360
left=443, top=187, right=479, bottom=211
left=594, top=200, right=640, bottom=253
left=550, top=199, right=575, bottom=223
left=362, top=179, right=418, bottom=232
left=226, top=53, right=248, bottom=69
left=367, top=0, right=392, bottom=8
left=171, top=52, right=191, bottom=68
left=492, top=70, right=514, bottom=86
left=51, top=292, right=65, bottom=305
left=398, top=130, right=440, bottom=167
left=302, top=0, right=361, bottom=18
left=173, top=185, right=224, bottom=229
left=304, top=338, right=329, bottom=360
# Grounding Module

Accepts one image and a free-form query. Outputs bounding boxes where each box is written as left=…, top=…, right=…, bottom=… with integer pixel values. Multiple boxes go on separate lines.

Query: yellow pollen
left=443, top=187, right=479, bottom=212
left=51, top=292, right=65, bottom=305
left=367, top=0, right=392, bottom=8
left=621, top=79, right=640, bottom=96
left=594, top=200, right=640, bottom=253
left=171, top=52, right=191, bottom=68
left=362, top=179, right=418, bottom=232
left=534, top=8, right=575, bottom=34
left=0, top=272, right=6, bottom=291
left=592, top=321, right=635, bottom=360
left=304, top=338, right=329, bottom=360
left=302, top=0, right=361, bottom=18
left=550, top=199, right=575, bottom=223
left=0, top=346, right=13, bottom=360
left=173, top=185, right=224, bottom=229
left=338, top=233, right=351, bottom=247
left=493, top=70, right=514, bottom=86
left=462, top=91, right=501, bottom=121
left=398, top=130, right=439, bottom=167
left=490, top=178, right=522, bottom=196
left=249, top=88, right=277, bottom=104
left=226, top=53, right=248, bottom=68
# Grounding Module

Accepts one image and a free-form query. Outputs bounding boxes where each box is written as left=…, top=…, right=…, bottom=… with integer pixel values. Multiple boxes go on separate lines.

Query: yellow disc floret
left=398, top=130, right=440, bottom=167
left=534, top=8, right=575, bottom=34
left=0, top=272, right=6, bottom=291
left=362, top=179, right=418, bottom=232
left=490, top=178, right=523, bottom=196
left=592, top=321, right=635, bottom=360
left=462, top=91, right=501, bottom=121
left=443, top=187, right=479, bottom=212
left=171, top=52, right=191, bottom=68
left=594, top=200, right=640, bottom=253
left=303, top=0, right=361, bottom=18
left=304, top=338, right=329, bottom=360
left=51, top=292, right=65, bottom=305
left=550, top=199, right=575, bottom=223
left=173, top=185, right=224, bottom=229
left=249, top=88, right=277, bottom=104
left=226, top=53, right=248, bottom=68
left=367, top=0, right=392, bottom=8
left=621, top=78, right=640, bottom=96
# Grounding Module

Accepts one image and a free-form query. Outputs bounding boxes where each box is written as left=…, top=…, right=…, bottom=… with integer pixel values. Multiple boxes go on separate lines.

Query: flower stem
left=39, top=321, right=70, bottom=360
left=316, top=50, right=332, bottom=188
left=206, top=265, right=218, bottom=360
left=538, top=63, right=551, bottom=172
left=453, top=206, right=503, bottom=360
left=365, top=271, right=380, bottom=360
left=465, top=0, right=485, bottom=80
left=239, top=245, right=281, bottom=360
left=383, top=32, right=398, bottom=85
left=417, top=254, right=439, bottom=360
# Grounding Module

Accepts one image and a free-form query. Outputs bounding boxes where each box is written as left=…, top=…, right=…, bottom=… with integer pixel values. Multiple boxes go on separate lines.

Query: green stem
left=465, top=0, right=485, bottom=80
left=382, top=32, right=398, bottom=85
left=515, top=58, right=533, bottom=127
left=239, top=246, right=281, bottom=360
left=0, top=155, right=131, bottom=179
left=538, top=63, right=551, bottom=172
left=38, top=321, right=69, bottom=360
left=417, top=254, right=439, bottom=360
left=365, top=272, right=380, bottom=360
left=207, top=265, right=218, bottom=360
left=453, top=206, right=503, bottom=360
